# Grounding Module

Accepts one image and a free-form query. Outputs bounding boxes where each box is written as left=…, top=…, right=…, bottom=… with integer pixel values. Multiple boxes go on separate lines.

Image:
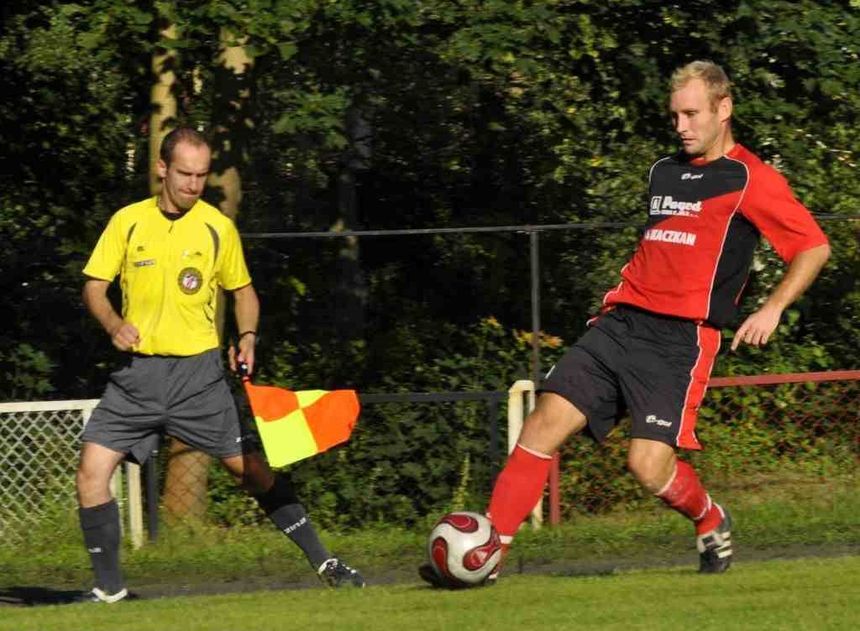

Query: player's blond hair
left=670, top=61, right=732, bottom=110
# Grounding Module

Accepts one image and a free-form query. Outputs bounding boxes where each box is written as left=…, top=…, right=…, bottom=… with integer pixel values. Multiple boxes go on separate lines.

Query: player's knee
left=627, top=454, right=668, bottom=493
left=519, top=396, right=586, bottom=453
left=253, top=472, right=299, bottom=514
left=75, top=466, right=111, bottom=502
left=240, top=474, right=271, bottom=496
left=240, top=459, right=274, bottom=495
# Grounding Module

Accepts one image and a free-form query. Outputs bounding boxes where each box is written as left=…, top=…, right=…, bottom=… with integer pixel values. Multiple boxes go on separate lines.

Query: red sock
left=487, top=445, right=553, bottom=540
left=656, top=460, right=723, bottom=535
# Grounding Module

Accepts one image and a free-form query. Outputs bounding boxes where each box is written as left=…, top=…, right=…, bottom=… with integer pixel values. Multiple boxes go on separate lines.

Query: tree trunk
left=148, top=17, right=177, bottom=196
left=161, top=438, right=211, bottom=523
left=331, top=104, right=372, bottom=338
left=161, top=28, right=256, bottom=522
left=208, top=28, right=255, bottom=337
left=207, top=28, right=254, bottom=223
left=149, top=15, right=212, bottom=522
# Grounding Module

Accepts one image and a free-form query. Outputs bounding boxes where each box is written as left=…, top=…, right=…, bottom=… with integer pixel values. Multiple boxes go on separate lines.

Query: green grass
left=0, top=474, right=857, bottom=590
left=1, top=556, right=857, bottom=631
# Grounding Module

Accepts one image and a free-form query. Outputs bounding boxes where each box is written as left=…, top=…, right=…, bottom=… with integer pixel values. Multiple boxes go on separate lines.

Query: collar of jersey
left=153, top=196, right=198, bottom=222
left=688, top=143, right=743, bottom=167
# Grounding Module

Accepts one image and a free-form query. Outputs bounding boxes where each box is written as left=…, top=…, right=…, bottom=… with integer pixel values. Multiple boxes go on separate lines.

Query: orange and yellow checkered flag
left=241, top=375, right=360, bottom=467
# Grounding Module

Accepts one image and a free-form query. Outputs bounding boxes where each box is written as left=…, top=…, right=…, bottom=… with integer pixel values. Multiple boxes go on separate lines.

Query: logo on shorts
left=178, top=267, right=203, bottom=294
left=645, top=414, right=672, bottom=428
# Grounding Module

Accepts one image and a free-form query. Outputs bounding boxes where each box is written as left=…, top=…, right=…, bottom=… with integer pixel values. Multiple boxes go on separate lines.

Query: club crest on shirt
left=178, top=267, right=203, bottom=294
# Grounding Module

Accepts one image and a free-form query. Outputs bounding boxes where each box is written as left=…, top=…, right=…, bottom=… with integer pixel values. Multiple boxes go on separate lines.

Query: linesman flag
left=240, top=369, right=360, bottom=467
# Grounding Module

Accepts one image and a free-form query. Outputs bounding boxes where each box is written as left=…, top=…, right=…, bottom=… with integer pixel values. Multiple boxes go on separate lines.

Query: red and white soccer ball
left=426, top=511, right=502, bottom=588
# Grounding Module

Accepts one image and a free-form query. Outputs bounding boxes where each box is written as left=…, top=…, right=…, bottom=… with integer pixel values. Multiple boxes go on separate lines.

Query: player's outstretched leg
left=486, top=444, right=554, bottom=576
left=417, top=444, right=552, bottom=587
left=656, top=460, right=732, bottom=573
left=253, top=472, right=365, bottom=588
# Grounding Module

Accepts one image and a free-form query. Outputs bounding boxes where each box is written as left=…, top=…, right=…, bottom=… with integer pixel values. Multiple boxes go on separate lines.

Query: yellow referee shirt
left=83, top=197, right=252, bottom=356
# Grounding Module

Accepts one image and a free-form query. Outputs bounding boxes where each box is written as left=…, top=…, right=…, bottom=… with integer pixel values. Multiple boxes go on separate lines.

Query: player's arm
left=731, top=243, right=830, bottom=351
left=82, top=278, right=140, bottom=351
left=230, top=282, right=260, bottom=374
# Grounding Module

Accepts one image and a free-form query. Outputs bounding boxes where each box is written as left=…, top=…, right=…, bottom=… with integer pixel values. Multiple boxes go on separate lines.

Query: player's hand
left=229, top=334, right=256, bottom=376
left=109, top=321, right=140, bottom=352
left=731, top=305, right=782, bottom=351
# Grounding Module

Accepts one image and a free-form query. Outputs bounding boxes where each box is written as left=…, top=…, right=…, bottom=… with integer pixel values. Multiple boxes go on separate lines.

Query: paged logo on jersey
left=649, top=196, right=703, bottom=217
left=178, top=267, right=203, bottom=294
left=643, top=228, right=697, bottom=246
left=681, top=172, right=704, bottom=180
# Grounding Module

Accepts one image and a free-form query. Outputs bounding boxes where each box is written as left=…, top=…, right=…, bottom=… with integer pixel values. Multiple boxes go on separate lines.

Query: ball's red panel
left=439, top=513, right=479, bottom=533
left=463, top=529, right=501, bottom=570
left=430, top=537, right=454, bottom=579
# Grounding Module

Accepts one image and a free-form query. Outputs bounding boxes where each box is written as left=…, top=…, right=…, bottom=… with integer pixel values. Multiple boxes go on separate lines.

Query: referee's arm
left=231, top=283, right=260, bottom=374
left=82, top=278, right=140, bottom=352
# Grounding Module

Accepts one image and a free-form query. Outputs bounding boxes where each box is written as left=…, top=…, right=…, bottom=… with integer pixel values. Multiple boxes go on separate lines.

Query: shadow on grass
left=0, top=586, right=89, bottom=606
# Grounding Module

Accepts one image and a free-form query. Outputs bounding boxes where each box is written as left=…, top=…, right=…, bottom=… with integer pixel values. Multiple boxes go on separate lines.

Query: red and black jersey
left=602, top=144, right=828, bottom=328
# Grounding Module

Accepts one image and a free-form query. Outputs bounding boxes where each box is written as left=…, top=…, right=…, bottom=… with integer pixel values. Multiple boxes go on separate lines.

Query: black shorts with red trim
left=541, top=306, right=721, bottom=450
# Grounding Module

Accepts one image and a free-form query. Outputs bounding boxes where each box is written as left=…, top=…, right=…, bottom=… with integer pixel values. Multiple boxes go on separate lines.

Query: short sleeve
left=217, top=220, right=252, bottom=290
left=740, top=165, right=829, bottom=263
left=82, top=212, right=127, bottom=281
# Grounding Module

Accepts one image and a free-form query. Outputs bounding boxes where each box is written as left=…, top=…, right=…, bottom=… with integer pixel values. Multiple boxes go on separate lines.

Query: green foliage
left=240, top=317, right=566, bottom=528
left=0, top=0, right=857, bottom=528
left=206, top=463, right=262, bottom=527
left=0, top=343, right=55, bottom=399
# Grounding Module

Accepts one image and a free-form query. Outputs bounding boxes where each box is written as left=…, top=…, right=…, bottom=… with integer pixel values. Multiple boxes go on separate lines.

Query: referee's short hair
left=160, top=127, right=210, bottom=165
left=670, top=60, right=732, bottom=110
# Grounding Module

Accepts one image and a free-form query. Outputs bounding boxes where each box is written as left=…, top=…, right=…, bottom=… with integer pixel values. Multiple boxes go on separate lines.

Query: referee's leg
left=76, top=442, right=127, bottom=597
left=221, top=451, right=365, bottom=587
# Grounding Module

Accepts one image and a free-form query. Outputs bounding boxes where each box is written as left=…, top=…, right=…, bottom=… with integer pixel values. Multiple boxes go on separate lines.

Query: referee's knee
left=75, top=467, right=112, bottom=506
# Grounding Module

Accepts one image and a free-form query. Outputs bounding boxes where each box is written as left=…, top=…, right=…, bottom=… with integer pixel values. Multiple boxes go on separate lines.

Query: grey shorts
left=81, top=349, right=259, bottom=464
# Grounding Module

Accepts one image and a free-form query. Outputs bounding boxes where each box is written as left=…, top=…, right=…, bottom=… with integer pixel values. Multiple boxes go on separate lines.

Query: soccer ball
left=426, top=511, right=502, bottom=588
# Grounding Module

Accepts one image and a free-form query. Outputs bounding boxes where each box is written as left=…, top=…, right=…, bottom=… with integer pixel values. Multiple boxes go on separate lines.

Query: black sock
left=79, top=500, right=124, bottom=594
left=254, top=474, right=331, bottom=570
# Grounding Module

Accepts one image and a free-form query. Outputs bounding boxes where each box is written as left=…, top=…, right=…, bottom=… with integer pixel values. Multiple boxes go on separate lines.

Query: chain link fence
left=0, top=371, right=856, bottom=542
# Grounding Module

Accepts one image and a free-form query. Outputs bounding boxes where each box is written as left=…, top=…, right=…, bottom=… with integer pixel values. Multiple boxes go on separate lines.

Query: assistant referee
left=77, top=127, right=364, bottom=603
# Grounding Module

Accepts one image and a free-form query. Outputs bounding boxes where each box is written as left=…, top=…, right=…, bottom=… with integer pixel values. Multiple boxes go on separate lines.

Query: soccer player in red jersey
left=475, top=61, right=830, bottom=580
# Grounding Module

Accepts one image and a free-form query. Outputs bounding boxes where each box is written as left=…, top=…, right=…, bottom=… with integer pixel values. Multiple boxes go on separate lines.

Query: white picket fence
left=0, top=399, right=144, bottom=548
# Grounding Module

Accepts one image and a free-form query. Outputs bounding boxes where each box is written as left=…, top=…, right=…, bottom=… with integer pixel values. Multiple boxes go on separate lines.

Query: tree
left=148, top=8, right=178, bottom=195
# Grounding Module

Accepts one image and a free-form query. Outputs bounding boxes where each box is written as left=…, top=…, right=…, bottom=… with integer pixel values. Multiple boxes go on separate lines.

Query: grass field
left=0, top=474, right=856, bottom=629
left=2, top=474, right=857, bottom=589
left=1, top=555, right=857, bottom=630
